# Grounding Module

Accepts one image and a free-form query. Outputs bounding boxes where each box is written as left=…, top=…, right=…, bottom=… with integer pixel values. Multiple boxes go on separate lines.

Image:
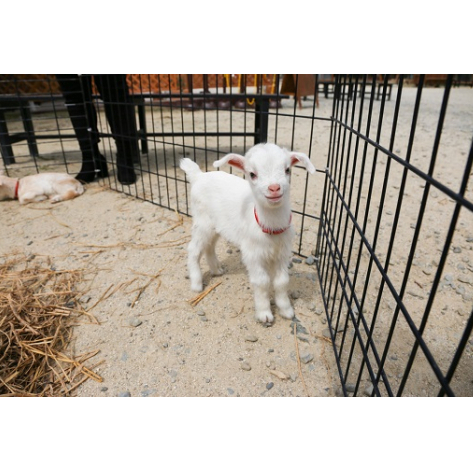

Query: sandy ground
left=1, top=85, right=473, bottom=396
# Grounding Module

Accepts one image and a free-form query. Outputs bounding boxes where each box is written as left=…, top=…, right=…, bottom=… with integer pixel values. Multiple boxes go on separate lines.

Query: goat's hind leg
left=204, top=233, right=223, bottom=276
left=187, top=224, right=220, bottom=293
left=187, top=234, right=205, bottom=293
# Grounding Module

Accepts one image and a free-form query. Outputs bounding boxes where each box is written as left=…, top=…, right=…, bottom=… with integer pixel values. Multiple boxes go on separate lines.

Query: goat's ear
left=290, top=152, right=316, bottom=174
left=213, top=153, right=246, bottom=171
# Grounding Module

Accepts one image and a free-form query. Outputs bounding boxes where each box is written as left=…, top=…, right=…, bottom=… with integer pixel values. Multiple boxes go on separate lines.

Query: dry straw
left=0, top=256, right=102, bottom=396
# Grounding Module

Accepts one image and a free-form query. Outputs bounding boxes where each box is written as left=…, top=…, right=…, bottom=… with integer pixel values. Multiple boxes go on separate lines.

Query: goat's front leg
left=19, top=193, right=47, bottom=205
left=248, top=267, right=274, bottom=325
left=274, top=266, right=294, bottom=320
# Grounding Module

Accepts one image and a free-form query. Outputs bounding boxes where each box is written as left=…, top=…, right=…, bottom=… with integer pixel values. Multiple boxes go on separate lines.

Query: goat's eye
left=250, top=172, right=257, bottom=180
left=285, top=168, right=291, bottom=175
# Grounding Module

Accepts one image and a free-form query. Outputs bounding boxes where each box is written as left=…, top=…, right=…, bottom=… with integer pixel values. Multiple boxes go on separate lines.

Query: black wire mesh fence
left=318, top=75, right=473, bottom=396
left=1, top=74, right=472, bottom=396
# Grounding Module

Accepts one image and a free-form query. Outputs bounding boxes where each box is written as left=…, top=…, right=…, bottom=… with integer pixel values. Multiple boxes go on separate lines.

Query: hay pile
left=0, top=257, right=102, bottom=396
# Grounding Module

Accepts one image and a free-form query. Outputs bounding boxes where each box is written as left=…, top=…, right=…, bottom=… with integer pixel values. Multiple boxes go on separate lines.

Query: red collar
left=14, top=180, right=20, bottom=199
left=254, top=207, right=292, bottom=235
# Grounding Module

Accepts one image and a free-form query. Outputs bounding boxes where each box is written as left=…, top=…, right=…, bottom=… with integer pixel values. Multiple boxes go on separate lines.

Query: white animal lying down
left=180, top=143, right=315, bottom=325
left=0, top=172, right=84, bottom=205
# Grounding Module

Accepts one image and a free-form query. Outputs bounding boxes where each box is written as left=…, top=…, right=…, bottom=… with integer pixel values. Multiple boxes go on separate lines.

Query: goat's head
left=213, top=143, right=315, bottom=208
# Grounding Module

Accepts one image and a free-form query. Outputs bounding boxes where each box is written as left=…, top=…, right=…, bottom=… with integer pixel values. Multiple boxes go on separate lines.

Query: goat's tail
left=180, top=158, right=202, bottom=184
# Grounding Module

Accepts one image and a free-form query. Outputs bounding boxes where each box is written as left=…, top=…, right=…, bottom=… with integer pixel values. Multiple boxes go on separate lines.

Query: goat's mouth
left=266, top=194, right=283, bottom=203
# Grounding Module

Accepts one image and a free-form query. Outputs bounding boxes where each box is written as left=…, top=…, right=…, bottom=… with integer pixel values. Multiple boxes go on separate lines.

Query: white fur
left=0, top=172, right=84, bottom=205
left=180, top=143, right=315, bottom=325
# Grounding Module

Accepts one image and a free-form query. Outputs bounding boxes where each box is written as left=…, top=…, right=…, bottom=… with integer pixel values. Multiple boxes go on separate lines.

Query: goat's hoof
left=279, top=306, right=295, bottom=320
left=191, top=283, right=203, bottom=292
left=255, top=311, right=274, bottom=326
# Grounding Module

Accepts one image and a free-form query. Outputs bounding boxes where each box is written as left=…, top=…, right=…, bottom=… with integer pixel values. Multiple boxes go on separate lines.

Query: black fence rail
left=1, top=74, right=472, bottom=396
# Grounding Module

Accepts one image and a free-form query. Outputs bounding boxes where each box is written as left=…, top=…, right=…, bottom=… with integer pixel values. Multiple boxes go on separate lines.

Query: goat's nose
left=268, top=184, right=281, bottom=193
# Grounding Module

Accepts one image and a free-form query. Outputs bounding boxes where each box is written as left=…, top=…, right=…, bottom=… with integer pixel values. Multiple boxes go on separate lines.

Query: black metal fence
left=1, top=74, right=472, bottom=396
left=319, top=75, right=473, bottom=396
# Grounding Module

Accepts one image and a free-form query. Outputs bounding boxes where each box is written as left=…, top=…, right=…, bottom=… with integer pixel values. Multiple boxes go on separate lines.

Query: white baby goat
left=0, top=172, right=84, bottom=205
left=180, top=143, right=315, bottom=325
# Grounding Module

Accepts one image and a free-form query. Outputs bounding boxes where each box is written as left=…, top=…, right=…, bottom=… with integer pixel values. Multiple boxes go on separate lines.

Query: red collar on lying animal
left=14, top=180, right=20, bottom=199
left=254, top=207, right=292, bottom=235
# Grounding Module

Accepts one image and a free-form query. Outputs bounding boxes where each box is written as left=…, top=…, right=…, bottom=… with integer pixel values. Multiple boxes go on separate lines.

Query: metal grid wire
left=1, top=74, right=472, bottom=396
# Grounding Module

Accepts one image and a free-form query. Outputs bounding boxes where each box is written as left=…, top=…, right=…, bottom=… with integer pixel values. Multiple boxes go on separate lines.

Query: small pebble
left=458, top=276, right=472, bottom=285
left=322, top=328, right=331, bottom=338
left=269, top=369, right=290, bottom=380
left=346, top=383, right=356, bottom=393
left=300, top=353, right=314, bottom=364
left=128, top=317, right=142, bottom=327
left=291, top=322, right=308, bottom=335
left=292, top=257, right=302, bottom=264
left=305, top=255, right=316, bottom=265
left=241, top=362, right=252, bottom=371
left=197, top=311, right=206, bottom=316
left=266, top=382, right=274, bottom=390
left=245, top=334, right=258, bottom=342
left=118, top=391, right=131, bottom=397
left=100, top=387, right=108, bottom=392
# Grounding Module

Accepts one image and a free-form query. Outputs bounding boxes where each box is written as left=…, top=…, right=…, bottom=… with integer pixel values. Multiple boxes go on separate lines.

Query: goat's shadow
left=199, top=249, right=319, bottom=308
left=199, top=251, right=246, bottom=288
